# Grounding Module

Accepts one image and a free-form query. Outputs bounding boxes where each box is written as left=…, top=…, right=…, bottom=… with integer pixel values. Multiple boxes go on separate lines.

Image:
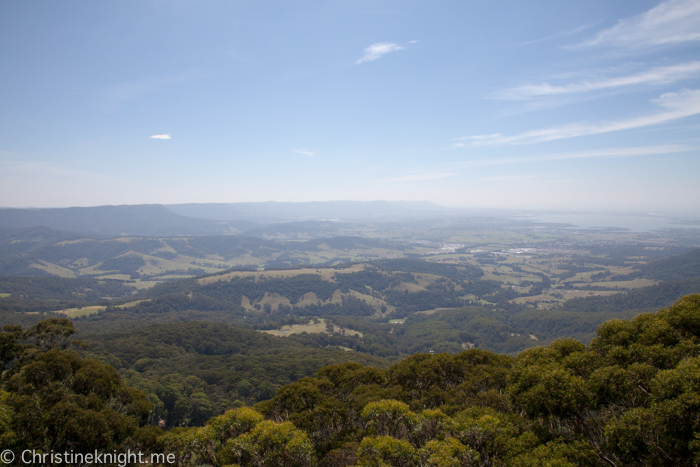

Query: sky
left=1, top=0, right=699, bottom=214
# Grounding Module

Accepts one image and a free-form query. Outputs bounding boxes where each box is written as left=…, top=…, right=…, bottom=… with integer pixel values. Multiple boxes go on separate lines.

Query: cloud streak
left=293, top=149, right=315, bottom=157
left=447, top=144, right=692, bottom=169
left=380, top=145, right=691, bottom=184
left=150, top=134, right=172, bottom=140
left=512, top=23, right=596, bottom=47
left=482, top=174, right=541, bottom=182
left=574, top=0, right=700, bottom=49
left=382, top=170, right=455, bottom=182
left=457, top=89, right=700, bottom=145
left=497, top=62, right=700, bottom=100
left=356, top=42, right=403, bottom=64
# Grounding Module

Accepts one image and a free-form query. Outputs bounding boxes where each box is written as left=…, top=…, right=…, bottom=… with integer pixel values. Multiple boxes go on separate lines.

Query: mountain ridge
left=0, top=204, right=256, bottom=236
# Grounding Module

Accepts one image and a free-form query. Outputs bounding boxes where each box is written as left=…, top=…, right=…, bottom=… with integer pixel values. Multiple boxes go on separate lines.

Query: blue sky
left=1, top=0, right=699, bottom=213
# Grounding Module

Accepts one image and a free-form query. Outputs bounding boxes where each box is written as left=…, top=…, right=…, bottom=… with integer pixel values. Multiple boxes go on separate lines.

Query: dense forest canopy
left=84, top=321, right=388, bottom=428
left=2, top=295, right=700, bottom=465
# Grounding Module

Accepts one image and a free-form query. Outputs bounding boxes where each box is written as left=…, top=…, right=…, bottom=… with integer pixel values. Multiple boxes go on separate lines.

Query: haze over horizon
left=1, top=1, right=699, bottom=213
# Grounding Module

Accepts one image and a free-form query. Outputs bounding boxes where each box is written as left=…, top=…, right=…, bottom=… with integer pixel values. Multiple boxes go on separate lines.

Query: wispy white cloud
left=513, top=23, right=596, bottom=47
left=496, top=62, right=700, bottom=100
left=380, top=145, right=689, bottom=183
left=293, top=149, right=315, bottom=157
left=447, top=144, right=692, bottom=169
left=574, top=0, right=700, bottom=49
left=457, top=89, right=700, bottom=145
left=355, top=42, right=403, bottom=64
left=482, top=174, right=541, bottom=182
left=150, top=134, right=172, bottom=140
left=381, top=170, right=455, bottom=182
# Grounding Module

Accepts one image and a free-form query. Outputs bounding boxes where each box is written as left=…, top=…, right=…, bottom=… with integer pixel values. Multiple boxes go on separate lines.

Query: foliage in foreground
left=85, top=321, right=389, bottom=428
left=258, top=294, right=700, bottom=466
left=3, top=294, right=700, bottom=466
left=0, top=318, right=157, bottom=460
left=146, top=294, right=700, bottom=466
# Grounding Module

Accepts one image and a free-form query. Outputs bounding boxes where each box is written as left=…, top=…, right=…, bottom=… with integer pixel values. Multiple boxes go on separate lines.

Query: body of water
left=515, top=213, right=700, bottom=232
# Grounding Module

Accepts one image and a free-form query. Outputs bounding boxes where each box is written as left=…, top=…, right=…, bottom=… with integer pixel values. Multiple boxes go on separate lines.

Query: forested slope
left=84, top=322, right=389, bottom=428
left=174, top=294, right=700, bottom=466
left=640, top=246, right=700, bottom=281
left=5, top=295, right=700, bottom=466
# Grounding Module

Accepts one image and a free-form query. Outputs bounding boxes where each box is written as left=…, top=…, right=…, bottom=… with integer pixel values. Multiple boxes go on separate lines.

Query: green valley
left=2, top=205, right=700, bottom=466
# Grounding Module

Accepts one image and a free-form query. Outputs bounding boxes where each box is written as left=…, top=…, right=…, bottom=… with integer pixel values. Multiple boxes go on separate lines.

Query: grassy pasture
left=262, top=318, right=362, bottom=338
left=391, top=282, right=426, bottom=293
left=58, top=305, right=106, bottom=318
left=77, top=250, right=236, bottom=279
left=257, top=292, right=292, bottom=311
left=234, top=281, right=392, bottom=315
left=238, top=286, right=390, bottom=314
left=112, top=236, right=139, bottom=243
left=606, top=266, right=639, bottom=275
left=130, top=280, right=160, bottom=290
left=329, top=289, right=343, bottom=303
left=54, top=239, right=94, bottom=246
left=138, top=253, right=223, bottom=276
left=31, top=261, right=77, bottom=278
left=70, top=257, right=90, bottom=267
left=585, top=278, right=658, bottom=289
left=412, top=273, right=443, bottom=287
left=93, top=274, right=132, bottom=280
left=56, top=298, right=146, bottom=318
left=198, top=263, right=367, bottom=285
left=301, top=292, right=323, bottom=306
left=116, top=300, right=148, bottom=308
left=512, top=289, right=620, bottom=307
left=300, top=243, right=409, bottom=262
left=561, top=272, right=599, bottom=283
left=0, top=293, right=10, bottom=298
left=344, top=289, right=393, bottom=315
left=481, top=269, right=531, bottom=285
left=240, top=295, right=253, bottom=310
left=78, top=263, right=104, bottom=275
left=238, top=292, right=295, bottom=312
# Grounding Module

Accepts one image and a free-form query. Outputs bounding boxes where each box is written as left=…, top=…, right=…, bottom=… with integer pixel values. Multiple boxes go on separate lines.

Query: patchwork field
left=261, top=318, right=362, bottom=338
left=582, top=278, right=658, bottom=289
left=55, top=299, right=147, bottom=318
left=199, top=263, right=367, bottom=285
left=512, top=290, right=620, bottom=308
left=57, top=305, right=105, bottom=318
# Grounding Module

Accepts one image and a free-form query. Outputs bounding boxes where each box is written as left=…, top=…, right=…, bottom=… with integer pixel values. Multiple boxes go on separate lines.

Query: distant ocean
left=515, top=213, right=700, bottom=232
